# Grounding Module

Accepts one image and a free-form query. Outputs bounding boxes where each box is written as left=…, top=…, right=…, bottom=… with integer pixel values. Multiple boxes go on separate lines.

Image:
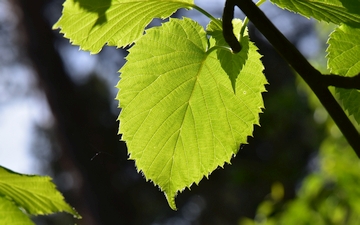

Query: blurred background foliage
left=1, top=0, right=359, bottom=224
left=240, top=87, right=360, bottom=225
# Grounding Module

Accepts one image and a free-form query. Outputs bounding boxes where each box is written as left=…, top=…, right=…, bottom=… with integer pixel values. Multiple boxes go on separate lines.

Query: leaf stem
left=193, top=5, right=221, bottom=26
left=206, top=45, right=233, bottom=55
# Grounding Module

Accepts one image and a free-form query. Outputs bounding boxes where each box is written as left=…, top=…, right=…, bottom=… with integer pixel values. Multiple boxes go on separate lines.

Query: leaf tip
left=165, top=192, right=177, bottom=211
left=231, top=81, right=236, bottom=94
left=52, top=23, right=59, bottom=30
left=70, top=208, right=82, bottom=219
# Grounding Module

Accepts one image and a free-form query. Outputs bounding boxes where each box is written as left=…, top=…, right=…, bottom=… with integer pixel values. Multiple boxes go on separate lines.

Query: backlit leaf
left=327, top=24, right=360, bottom=124
left=53, top=0, right=194, bottom=53
left=116, top=18, right=266, bottom=209
left=0, top=166, right=80, bottom=218
left=271, top=0, right=360, bottom=26
left=0, top=196, right=34, bottom=225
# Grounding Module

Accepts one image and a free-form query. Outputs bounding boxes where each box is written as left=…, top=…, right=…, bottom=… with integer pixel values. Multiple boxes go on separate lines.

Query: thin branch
left=222, top=0, right=242, bottom=53
left=323, top=73, right=360, bottom=89
left=227, top=0, right=360, bottom=155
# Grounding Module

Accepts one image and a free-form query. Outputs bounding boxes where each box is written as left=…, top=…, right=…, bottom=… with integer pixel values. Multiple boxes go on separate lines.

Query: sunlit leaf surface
left=271, top=0, right=360, bottom=26
left=327, top=24, right=360, bottom=124
left=117, top=18, right=267, bottom=209
left=0, top=166, right=80, bottom=218
left=53, top=0, right=194, bottom=53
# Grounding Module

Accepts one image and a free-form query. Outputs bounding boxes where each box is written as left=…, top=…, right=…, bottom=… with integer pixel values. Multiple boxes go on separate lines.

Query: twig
left=323, top=73, right=360, bottom=89
left=222, top=0, right=242, bottom=53
left=225, top=0, right=360, bottom=156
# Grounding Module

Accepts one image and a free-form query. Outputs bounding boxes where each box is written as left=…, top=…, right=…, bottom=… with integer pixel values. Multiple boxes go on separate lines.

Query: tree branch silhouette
left=223, top=0, right=360, bottom=156
left=323, top=73, right=360, bottom=89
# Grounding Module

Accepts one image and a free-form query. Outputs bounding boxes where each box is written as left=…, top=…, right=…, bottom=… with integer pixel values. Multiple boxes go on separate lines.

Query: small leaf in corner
left=0, top=166, right=81, bottom=221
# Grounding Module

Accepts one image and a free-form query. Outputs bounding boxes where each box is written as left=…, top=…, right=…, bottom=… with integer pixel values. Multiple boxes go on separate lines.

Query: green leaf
left=270, top=0, right=360, bottom=26
left=116, top=18, right=267, bottom=209
left=207, top=19, right=250, bottom=92
left=327, top=24, right=360, bottom=124
left=0, top=166, right=81, bottom=218
left=53, top=0, right=194, bottom=53
left=0, top=196, right=34, bottom=225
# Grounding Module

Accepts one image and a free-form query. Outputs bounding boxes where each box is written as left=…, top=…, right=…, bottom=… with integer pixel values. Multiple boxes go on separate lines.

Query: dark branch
left=222, top=0, right=242, bottom=53
left=228, top=0, right=360, bottom=155
left=323, top=73, right=360, bottom=89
